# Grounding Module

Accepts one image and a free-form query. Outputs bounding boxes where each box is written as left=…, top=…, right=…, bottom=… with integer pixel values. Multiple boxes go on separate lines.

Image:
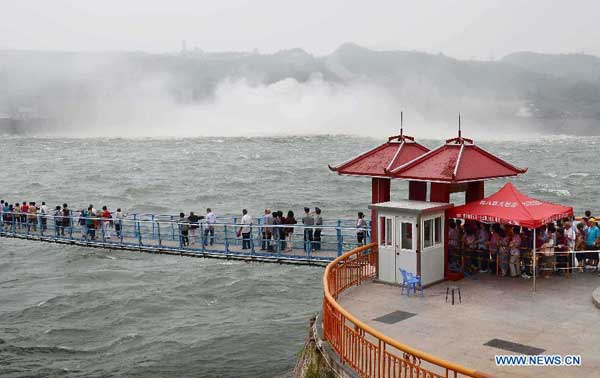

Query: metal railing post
left=69, top=216, right=73, bottom=239
left=132, top=214, right=138, bottom=238
left=224, top=224, right=230, bottom=252
left=170, top=215, right=175, bottom=241
left=157, top=220, right=162, bottom=247
left=178, top=223, right=183, bottom=249
left=257, top=218, right=263, bottom=251
left=336, top=220, right=343, bottom=256
left=151, top=215, right=156, bottom=240
left=250, top=225, right=255, bottom=255
left=232, top=217, right=238, bottom=246
left=200, top=222, right=206, bottom=252
left=137, top=220, right=142, bottom=246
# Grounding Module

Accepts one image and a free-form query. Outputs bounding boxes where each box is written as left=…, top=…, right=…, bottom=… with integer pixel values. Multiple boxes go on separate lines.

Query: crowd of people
left=1, top=200, right=372, bottom=252
left=0, top=200, right=126, bottom=241
left=449, top=210, right=600, bottom=279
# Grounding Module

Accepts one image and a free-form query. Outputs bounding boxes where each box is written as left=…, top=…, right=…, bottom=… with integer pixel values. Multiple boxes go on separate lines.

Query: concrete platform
left=338, top=273, right=600, bottom=377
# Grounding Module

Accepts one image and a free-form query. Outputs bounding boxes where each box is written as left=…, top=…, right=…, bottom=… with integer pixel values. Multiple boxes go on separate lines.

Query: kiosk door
left=395, top=217, right=417, bottom=283
left=378, top=215, right=395, bottom=283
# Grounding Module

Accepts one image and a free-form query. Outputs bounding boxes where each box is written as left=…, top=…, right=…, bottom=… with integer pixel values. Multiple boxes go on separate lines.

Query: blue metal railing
left=0, top=211, right=371, bottom=263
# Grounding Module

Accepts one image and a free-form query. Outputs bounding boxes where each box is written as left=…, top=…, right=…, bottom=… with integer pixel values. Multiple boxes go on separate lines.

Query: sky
left=1, top=0, right=599, bottom=59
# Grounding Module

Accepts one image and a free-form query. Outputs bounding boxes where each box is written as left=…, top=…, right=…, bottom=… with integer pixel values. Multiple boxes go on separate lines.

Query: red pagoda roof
left=329, top=133, right=430, bottom=178
left=387, top=134, right=527, bottom=183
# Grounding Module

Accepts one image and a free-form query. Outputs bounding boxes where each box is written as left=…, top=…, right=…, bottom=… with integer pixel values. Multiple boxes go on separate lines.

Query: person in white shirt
left=262, top=209, right=274, bottom=251
left=356, top=212, right=367, bottom=245
left=239, top=209, right=252, bottom=250
left=114, top=208, right=126, bottom=238
left=39, top=202, right=49, bottom=232
left=564, top=219, right=576, bottom=251
left=204, top=208, right=216, bottom=246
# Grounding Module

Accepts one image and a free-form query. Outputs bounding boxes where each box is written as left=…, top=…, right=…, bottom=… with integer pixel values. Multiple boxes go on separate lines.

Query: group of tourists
left=1, top=199, right=372, bottom=253
left=449, top=210, right=600, bottom=279
left=0, top=200, right=126, bottom=241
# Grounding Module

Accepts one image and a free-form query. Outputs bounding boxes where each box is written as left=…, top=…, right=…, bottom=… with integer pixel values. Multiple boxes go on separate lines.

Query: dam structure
left=0, top=212, right=369, bottom=266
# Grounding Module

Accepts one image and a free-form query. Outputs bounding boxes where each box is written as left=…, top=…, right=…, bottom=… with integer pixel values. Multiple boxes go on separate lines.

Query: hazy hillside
left=1, top=44, right=599, bottom=136
left=502, top=51, right=600, bottom=82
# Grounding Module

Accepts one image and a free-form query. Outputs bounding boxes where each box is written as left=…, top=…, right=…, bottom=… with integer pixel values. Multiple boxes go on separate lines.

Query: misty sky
left=2, top=0, right=599, bottom=59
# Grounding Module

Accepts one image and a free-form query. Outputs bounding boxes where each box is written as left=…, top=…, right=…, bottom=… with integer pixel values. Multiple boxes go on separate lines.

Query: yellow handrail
left=322, top=243, right=492, bottom=378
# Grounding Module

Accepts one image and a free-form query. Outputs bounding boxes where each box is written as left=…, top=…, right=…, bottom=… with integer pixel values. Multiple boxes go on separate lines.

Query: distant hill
left=502, top=51, right=600, bottom=82
left=1, top=45, right=599, bottom=135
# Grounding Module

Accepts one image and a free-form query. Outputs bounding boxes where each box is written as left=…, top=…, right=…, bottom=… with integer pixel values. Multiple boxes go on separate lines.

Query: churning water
left=0, top=135, right=598, bottom=377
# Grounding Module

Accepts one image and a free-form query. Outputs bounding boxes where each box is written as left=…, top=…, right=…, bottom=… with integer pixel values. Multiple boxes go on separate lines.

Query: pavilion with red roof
left=329, top=123, right=430, bottom=242
left=387, top=129, right=527, bottom=203
left=329, top=117, right=530, bottom=283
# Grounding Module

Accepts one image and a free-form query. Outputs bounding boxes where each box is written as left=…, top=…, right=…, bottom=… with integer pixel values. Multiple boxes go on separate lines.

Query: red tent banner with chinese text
left=447, top=182, right=573, bottom=228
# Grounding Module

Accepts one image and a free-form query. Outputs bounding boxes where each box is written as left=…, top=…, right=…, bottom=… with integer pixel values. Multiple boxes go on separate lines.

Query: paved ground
left=338, top=272, right=600, bottom=378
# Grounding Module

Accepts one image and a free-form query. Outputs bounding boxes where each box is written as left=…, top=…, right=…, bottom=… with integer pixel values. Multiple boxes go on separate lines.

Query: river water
left=0, top=135, right=598, bottom=377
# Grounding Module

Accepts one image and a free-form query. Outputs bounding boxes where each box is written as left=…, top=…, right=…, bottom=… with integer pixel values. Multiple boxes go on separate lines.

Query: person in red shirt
left=21, top=201, right=29, bottom=229
left=100, top=206, right=112, bottom=239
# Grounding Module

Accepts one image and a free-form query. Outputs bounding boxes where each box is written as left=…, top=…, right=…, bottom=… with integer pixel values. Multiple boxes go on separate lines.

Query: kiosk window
left=379, top=217, right=393, bottom=246
left=401, top=222, right=413, bottom=250
left=434, top=217, right=442, bottom=244
left=424, top=219, right=433, bottom=248
left=379, top=217, right=386, bottom=245
left=385, top=218, right=392, bottom=246
left=424, top=216, right=443, bottom=248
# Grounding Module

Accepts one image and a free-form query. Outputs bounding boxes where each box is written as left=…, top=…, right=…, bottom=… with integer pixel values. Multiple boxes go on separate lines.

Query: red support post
left=371, top=177, right=390, bottom=272
left=430, top=182, right=450, bottom=203
left=466, top=181, right=485, bottom=203
left=408, top=181, right=427, bottom=201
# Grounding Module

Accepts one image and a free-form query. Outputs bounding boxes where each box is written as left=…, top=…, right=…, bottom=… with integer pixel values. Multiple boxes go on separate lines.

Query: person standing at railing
left=53, top=205, right=63, bottom=236
left=114, top=208, right=125, bottom=238
left=302, top=207, right=314, bottom=252
left=356, top=212, right=367, bottom=245
left=204, top=208, right=216, bottom=246
left=2, top=202, right=10, bottom=227
left=262, top=208, right=273, bottom=251
left=100, top=206, right=112, bottom=239
left=62, top=204, right=72, bottom=237
left=188, top=212, right=200, bottom=245
left=27, top=202, right=37, bottom=232
left=21, top=202, right=29, bottom=230
left=7, top=204, right=14, bottom=227
left=77, top=210, right=87, bottom=239
left=86, top=206, right=97, bottom=240
left=284, top=210, right=296, bottom=252
left=585, top=218, right=600, bottom=272
left=179, top=212, right=190, bottom=246
left=274, top=211, right=284, bottom=251
left=313, top=207, right=323, bottom=251
left=240, top=209, right=252, bottom=250
left=39, top=202, right=48, bottom=232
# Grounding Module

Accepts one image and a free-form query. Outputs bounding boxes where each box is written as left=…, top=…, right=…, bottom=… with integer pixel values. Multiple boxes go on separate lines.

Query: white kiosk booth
left=369, top=200, right=453, bottom=287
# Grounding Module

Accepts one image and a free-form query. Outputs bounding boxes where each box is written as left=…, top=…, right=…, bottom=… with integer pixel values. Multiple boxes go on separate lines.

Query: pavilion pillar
left=371, top=177, right=390, bottom=243
left=466, top=181, right=485, bottom=203
left=408, top=181, right=427, bottom=201
left=430, top=183, right=450, bottom=203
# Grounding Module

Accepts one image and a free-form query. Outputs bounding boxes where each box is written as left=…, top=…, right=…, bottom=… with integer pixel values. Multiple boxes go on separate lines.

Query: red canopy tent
left=447, top=182, right=573, bottom=228
left=447, top=182, right=573, bottom=291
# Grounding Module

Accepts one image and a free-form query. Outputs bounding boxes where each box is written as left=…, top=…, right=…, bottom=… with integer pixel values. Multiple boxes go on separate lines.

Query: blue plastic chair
left=399, top=268, right=424, bottom=297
